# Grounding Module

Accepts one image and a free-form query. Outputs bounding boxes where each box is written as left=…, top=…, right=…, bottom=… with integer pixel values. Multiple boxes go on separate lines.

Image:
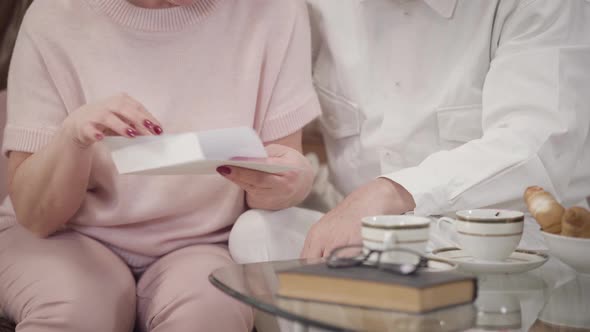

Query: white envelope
left=103, top=127, right=295, bottom=175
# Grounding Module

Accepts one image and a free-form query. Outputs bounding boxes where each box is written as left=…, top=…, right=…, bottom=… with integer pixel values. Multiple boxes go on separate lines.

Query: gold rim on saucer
left=431, top=247, right=549, bottom=260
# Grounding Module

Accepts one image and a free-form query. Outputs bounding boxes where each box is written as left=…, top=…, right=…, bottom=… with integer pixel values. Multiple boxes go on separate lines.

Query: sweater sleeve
left=256, top=0, right=321, bottom=143
left=2, top=23, right=68, bottom=156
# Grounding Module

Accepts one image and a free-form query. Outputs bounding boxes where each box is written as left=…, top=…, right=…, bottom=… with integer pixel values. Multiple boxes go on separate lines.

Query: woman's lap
left=136, top=244, right=253, bottom=332
left=0, top=223, right=251, bottom=332
left=0, top=223, right=136, bottom=332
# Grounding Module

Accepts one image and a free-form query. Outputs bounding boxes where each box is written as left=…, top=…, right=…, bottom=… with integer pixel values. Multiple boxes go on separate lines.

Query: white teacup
left=437, top=209, right=524, bottom=261
left=361, top=215, right=431, bottom=255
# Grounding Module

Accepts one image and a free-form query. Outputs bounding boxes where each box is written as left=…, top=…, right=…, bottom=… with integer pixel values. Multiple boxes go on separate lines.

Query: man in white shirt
left=229, top=0, right=590, bottom=262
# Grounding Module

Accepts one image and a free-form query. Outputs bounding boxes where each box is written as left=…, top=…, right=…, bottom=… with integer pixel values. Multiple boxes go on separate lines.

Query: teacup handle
left=434, top=217, right=461, bottom=248
left=383, top=231, right=397, bottom=250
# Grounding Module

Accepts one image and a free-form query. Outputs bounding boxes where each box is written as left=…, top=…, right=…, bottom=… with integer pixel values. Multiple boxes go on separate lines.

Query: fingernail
left=95, top=133, right=104, bottom=140
left=126, top=128, right=137, bottom=137
left=154, top=126, right=163, bottom=135
left=217, top=166, right=231, bottom=175
left=144, top=120, right=153, bottom=129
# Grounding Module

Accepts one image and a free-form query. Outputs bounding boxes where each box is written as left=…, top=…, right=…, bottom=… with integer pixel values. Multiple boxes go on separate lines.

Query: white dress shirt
left=308, top=0, right=590, bottom=215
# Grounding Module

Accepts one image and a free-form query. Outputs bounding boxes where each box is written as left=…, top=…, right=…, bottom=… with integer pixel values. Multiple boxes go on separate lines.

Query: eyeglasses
left=326, top=244, right=430, bottom=276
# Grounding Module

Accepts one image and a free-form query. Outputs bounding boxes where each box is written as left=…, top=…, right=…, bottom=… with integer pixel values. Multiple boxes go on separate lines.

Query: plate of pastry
left=525, top=186, right=590, bottom=275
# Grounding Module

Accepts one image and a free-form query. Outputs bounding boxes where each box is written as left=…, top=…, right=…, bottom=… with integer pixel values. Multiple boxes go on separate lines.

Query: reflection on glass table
left=532, top=274, right=590, bottom=331
left=475, top=273, right=547, bottom=331
left=209, top=258, right=589, bottom=331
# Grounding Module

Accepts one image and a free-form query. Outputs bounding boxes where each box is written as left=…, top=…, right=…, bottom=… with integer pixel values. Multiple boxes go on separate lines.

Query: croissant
left=524, top=186, right=564, bottom=234
left=561, top=207, right=590, bottom=238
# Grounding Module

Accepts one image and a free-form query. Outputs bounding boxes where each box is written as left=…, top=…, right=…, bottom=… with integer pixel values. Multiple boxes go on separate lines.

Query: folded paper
left=103, top=127, right=294, bottom=175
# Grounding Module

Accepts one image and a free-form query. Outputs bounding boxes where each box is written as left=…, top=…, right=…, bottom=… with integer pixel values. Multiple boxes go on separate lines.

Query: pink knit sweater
left=0, top=0, right=319, bottom=268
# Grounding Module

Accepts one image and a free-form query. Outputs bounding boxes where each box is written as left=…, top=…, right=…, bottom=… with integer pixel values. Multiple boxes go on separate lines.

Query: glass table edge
left=208, top=273, right=356, bottom=332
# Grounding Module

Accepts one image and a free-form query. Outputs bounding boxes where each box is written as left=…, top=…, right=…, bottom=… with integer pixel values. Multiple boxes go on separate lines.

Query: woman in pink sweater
left=0, top=0, right=320, bottom=331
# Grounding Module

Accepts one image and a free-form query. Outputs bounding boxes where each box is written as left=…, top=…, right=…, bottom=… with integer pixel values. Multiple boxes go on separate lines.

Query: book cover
left=277, top=263, right=477, bottom=314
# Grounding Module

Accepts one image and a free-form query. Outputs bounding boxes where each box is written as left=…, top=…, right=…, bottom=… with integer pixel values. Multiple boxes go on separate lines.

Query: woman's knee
left=1, top=230, right=137, bottom=332
left=17, top=270, right=136, bottom=332
left=196, top=287, right=253, bottom=332
left=146, top=285, right=253, bottom=332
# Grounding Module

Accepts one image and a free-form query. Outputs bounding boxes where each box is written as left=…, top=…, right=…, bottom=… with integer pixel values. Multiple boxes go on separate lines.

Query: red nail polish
left=154, top=126, right=163, bottom=135
left=144, top=120, right=153, bottom=128
left=217, top=166, right=231, bottom=175
left=126, top=128, right=137, bottom=137
left=95, top=133, right=104, bottom=141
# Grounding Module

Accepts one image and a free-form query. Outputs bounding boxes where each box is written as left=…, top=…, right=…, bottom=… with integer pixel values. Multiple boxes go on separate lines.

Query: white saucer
left=430, top=248, right=549, bottom=274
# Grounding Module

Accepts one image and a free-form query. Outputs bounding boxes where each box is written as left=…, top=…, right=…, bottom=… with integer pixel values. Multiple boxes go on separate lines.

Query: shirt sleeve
left=3, top=23, right=68, bottom=156
left=257, top=0, right=321, bottom=143
left=383, top=0, right=590, bottom=215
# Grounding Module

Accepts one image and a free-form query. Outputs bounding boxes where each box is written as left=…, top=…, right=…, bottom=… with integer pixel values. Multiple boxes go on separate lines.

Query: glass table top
left=209, top=258, right=590, bottom=331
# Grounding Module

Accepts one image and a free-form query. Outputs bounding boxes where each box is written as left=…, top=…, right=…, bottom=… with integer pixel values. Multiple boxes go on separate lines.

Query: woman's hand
left=7, top=93, right=164, bottom=237
left=217, top=144, right=314, bottom=210
left=62, top=93, right=163, bottom=149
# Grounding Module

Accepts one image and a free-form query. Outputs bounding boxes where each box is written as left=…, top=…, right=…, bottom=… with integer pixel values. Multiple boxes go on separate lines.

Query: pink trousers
left=0, top=223, right=253, bottom=332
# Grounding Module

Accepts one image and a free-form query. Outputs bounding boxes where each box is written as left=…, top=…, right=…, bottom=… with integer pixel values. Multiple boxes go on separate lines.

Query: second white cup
left=437, top=209, right=524, bottom=261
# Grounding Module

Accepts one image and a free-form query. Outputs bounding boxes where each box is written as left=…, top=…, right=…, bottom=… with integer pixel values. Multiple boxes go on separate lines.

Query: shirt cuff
left=381, top=166, right=449, bottom=216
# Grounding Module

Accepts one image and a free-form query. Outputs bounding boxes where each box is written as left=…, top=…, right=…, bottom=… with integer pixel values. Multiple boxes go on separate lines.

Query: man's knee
left=229, top=209, right=276, bottom=263
left=229, top=208, right=323, bottom=263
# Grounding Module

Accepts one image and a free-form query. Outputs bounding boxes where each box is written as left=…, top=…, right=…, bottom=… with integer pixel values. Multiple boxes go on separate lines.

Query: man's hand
left=300, top=178, right=416, bottom=258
